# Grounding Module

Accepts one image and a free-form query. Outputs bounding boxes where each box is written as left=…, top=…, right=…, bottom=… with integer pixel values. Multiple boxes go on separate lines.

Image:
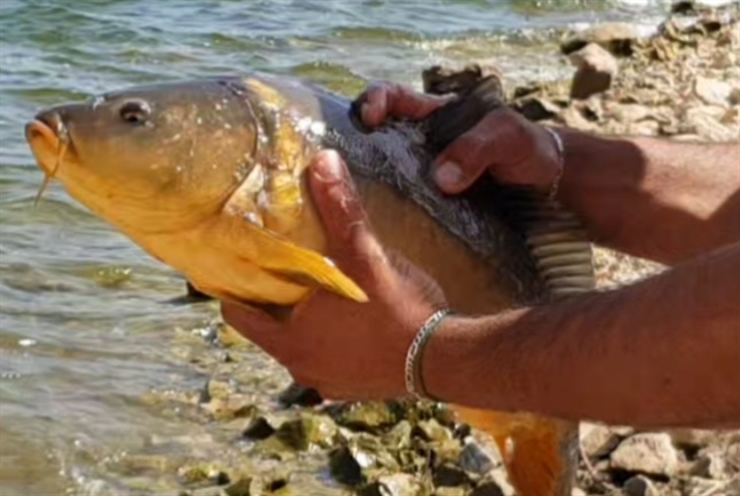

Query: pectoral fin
left=232, top=218, right=369, bottom=303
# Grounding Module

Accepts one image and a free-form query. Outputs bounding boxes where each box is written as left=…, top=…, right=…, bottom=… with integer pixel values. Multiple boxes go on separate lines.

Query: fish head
left=25, top=75, right=368, bottom=305
left=25, top=79, right=260, bottom=234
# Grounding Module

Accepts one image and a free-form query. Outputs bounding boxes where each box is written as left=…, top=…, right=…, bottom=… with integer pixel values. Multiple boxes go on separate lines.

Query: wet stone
left=329, top=445, right=364, bottom=486
left=414, top=419, right=452, bottom=443
left=277, top=382, right=323, bottom=408
left=200, top=379, right=233, bottom=404
left=382, top=420, right=413, bottom=450
left=330, top=401, right=399, bottom=432
left=273, top=412, right=338, bottom=450
left=433, top=463, right=471, bottom=487
left=433, top=488, right=466, bottom=496
left=469, top=480, right=507, bottom=496
left=222, top=477, right=252, bottom=496
left=203, top=396, right=256, bottom=422
left=459, top=441, right=498, bottom=476
left=242, top=416, right=276, bottom=441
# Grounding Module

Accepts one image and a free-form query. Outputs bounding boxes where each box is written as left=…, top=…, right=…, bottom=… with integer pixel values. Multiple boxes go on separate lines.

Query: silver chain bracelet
left=404, top=308, right=453, bottom=401
left=543, top=126, right=565, bottom=201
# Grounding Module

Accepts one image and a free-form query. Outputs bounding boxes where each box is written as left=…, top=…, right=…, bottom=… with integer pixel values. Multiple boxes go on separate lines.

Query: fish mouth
left=25, top=112, right=73, bottom=204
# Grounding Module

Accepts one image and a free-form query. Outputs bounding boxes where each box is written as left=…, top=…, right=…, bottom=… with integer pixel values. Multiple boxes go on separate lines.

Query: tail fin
left=454, top=405, right=579, bottom=496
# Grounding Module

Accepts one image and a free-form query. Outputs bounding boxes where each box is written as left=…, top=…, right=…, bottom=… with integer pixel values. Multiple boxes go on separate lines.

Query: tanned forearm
left=423, top=241, right=740, bottom=429
left=556, top=131, right=740, bottom=265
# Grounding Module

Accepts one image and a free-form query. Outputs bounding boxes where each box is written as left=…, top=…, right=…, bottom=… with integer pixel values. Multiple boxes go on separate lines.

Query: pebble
left=580, top=423, right=626, bottom=459
left=622, top=475, right=660, bottom=496
left=610, top=433, right=680, bottom=477
left=568, top=43, right=619, bottom=99
left=694, top=76, right=734, bottom=107
left=691, top=451, right=729, bottom=480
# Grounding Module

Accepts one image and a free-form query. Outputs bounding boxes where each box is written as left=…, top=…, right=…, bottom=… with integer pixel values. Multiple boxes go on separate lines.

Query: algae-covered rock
left=330, top=401, right=400, bottom=432
left=414, top=419, right=452, bottom=444
left=222, top=477, right=252, bottom=496
left=203, top=395, right=256, bottom=422
left=358, top=473, right=430, bottom=496
left=242, top=416, right=277, bottom=441
left=273, top=413, right=338, bottom=451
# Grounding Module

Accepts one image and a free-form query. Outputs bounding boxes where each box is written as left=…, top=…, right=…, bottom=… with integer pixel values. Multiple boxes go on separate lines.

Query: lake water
left=0, top=1, right=677, bottom=494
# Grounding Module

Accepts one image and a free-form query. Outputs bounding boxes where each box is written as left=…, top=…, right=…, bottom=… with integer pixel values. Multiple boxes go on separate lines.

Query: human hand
left=221, top=150, right=448, bottom=401
left=356, top=81, right=564, bottom=196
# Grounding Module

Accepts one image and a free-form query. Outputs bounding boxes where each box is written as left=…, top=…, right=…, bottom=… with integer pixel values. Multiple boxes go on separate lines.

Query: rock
left=203, top=395, right=255, bottom=421
left=433, top=463, right=471, bottom=487
left=199, top=379, right=233, bottom=403
left=682, top=106, right=738, bottom=141
left=623, top=475, right=660, bottom=496
left=422, top=62, right=503, bottom=96
left=729, top=87, right=740, bottom=106
left=329, top=445, right=364, bottom=486
left=610, top=433, right=679, bottom=477
left=361, top=473, right=425, bottom=496
left=330, top=401, right=399, bottom=432
left=726, top=442, right=740, bottom=472
left=414, top=419, right=452, bottom=443
left=273, top=412, right=338, bottom=450
left=608, top=103, right=653, bottom=124
left=558, top=106, right=599, bottom=131
left=242, top=416, right=276, bottom=441
left=511, top=97, right=563, bottom=121
left=691, top=451, right=729, bottom=480
left=580, top=423, right=627, bottom=459
left=434, top=489, right=466, bottom=496
left=459, top=440, right=498, bottom=475
left=561, top=22, right=639, bottom=56
left=568, top=43, right=619, bottom=99
left=694, top=77, right=734, bottom=107
left=382, top=420, right=413, bottom=451
left=329, top=433, right=401, bottom=486
left=177, top=464, right=229, bottom=487
left=666, top=429, right=717, bottom=450
left=222, top=477, right=252, bottom=496
left=277, top=381, right=323, bottom=408
left=469, top=478, right=509, bottom=496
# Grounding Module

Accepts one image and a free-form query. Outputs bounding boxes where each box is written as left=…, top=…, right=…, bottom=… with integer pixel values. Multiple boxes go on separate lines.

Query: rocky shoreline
left=103, top=4, right=739, bottom=496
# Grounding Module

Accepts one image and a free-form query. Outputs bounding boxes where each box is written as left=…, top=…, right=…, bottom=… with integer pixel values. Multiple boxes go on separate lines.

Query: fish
left=25, top=71, right=596, bottom=496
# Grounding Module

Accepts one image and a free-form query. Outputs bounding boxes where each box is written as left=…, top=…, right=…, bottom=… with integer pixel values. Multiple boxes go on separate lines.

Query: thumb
left=306, top=150, right=387, bottom=281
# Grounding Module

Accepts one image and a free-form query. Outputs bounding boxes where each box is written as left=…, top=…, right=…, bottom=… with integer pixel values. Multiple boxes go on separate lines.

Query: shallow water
left=1, top=1, right=677, bottom=494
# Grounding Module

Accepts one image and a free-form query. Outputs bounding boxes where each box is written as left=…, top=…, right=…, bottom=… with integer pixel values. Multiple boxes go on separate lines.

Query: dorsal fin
left=422, top=74, right=506, bottom=155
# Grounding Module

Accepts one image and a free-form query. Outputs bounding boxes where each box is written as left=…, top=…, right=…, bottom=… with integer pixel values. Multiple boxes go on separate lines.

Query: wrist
left=417, top=314, right=482, bottom=404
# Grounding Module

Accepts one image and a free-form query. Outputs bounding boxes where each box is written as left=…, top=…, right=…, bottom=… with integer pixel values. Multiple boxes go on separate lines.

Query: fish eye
left=119, top=99, right=151, bottom=125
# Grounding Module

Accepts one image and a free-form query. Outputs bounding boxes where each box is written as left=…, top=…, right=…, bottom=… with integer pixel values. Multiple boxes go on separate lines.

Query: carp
left=25, top=71, right=595, bottom=496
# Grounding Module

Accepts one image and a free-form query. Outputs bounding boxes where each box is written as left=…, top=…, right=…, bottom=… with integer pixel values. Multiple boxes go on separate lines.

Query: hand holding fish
left=222, top=149, right=448, bottom=401
left=357, top=81, right=563, bottom=196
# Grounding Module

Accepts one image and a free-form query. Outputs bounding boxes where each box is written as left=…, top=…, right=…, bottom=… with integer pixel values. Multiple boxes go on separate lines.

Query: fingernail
left=314, top=150, right=344, bottom=183
left=434, top=161, right=463, bottom=189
